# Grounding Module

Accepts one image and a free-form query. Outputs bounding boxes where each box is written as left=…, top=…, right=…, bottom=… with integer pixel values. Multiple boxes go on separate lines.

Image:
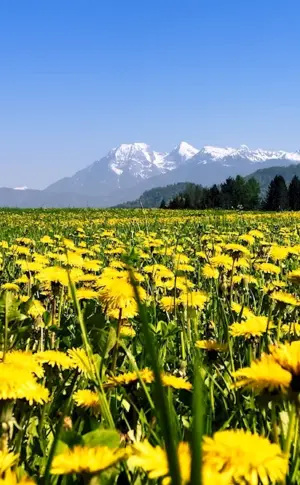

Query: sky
left=1, top=0, right=300, bottom=189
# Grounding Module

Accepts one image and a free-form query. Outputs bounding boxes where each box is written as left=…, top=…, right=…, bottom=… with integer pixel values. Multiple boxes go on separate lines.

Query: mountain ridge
left=45, top=141, right=199, bottom=196
left=43, top=141, right=300, bottom=205
left=3, top=141, right=300, bottom=207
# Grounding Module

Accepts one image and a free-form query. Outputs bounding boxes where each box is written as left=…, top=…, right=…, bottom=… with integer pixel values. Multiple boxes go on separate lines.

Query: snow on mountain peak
left=103, top=142, right=300, bottom=179
left=14, top=186, right=28, bottom=191
left=113, top=142, right=150, bottom=160
left=176, top=141, right=199, bottom=159
left=195, top=144, right=300, bottom=164
left=200, top=145, right=236, bottom=160
left=107, top=142, right=168, bottom=180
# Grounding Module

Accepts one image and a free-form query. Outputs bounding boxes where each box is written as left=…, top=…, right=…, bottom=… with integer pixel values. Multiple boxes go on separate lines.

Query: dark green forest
left=165, top=175, right=300, bottom=211
left=117, top=165, right=300, bottom=210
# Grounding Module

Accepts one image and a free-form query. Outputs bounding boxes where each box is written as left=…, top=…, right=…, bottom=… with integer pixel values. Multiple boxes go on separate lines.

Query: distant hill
left=118, top=165, right=300, bottom=208
left=116, top=183, right=192, bottom=208
left=246, top=164, right=300, bottom=196
left=0, top=188, right=110, bottom=208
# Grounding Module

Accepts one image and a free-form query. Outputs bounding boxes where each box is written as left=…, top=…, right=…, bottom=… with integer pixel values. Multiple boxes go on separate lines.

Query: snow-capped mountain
left=43, top=141, right=300, bottom=206
left=46, top=141, right=199, bottom=195
left=108, top=143, right=167, bottom=178
left=166, top=141, right=200, bottom=167
left=195, top=145, right=300, bottom=164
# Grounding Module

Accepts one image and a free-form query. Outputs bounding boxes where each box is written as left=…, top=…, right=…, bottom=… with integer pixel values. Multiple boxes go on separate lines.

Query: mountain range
left=2, top=142, right=300, bottom=207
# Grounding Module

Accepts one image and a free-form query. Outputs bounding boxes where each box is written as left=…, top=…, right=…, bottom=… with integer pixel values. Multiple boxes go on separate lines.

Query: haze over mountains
left=3, top=142, right=300, bottom=207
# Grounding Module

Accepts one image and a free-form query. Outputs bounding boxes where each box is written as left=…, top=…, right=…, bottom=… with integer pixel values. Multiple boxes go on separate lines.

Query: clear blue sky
left=1, top=0, right=300, bottom=189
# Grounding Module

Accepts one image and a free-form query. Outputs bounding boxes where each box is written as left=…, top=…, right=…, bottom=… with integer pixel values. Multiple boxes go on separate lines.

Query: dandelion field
left=2, top=208, right=300, bottom=484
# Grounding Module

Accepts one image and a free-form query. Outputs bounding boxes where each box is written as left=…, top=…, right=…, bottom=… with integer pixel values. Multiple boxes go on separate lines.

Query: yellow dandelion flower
left=120, top=326, right=136, bottom=338
left=51, top=445, right=126, bottom=475
left=0, top=363, right=49, bottom=404
left=37, top=266, right=83, bottom=287
left=68, top=348, right=98, bottom=378
left=82, top=260, right=100, bottom=272
left=75, top=289, right=98, bottom=300
left=143, top=264, right=173, bottom=278
left=98, top=279, right=146, bottom=313
left=40, top=235, right=53, bottom=244
left=270, top=291, right=299, bottom=306
left=0, top=470, right=36, bottom=484
left=288, top=269, right=300, bottom=284
left=232, top=354, right=291, bottom=393
left=264, top=281, right=287, bottom=294
left=231, top=302, right=255, bottom=319
left=164, top=276, right=194, bottom=291
left=129, top=441, right=168, bottom=480
left=10, top=245, right=30, bottom=256
left=159, top=296, right=176, bottom=313
left=178, top=291, right=208, bottom=310
left=107, top=369, right=154, bottom=387
left=14, top=275, right=29, bottom=285
left=58, top=251, right=84, bottom=268
left=248, top=229, right=264, bottom=239
left=105, top=247, right=126, bottom=255
left=176, top=264, right=195, bottom=272
left=73, top=389, right=100, bottom=411
left=269, top=341, right=300, bottom=378
left=281, top=322, right=300, bottom=335
left=27, top=300, right=46, bottom=319
left=129, top=441, right=191, bottom=484
left=0, top=450, right=19, bottom=475
left=161, top=375, right=192, bottom=391
left=195, top=250, right=207, bottom=260
left=239, top=234, right=255, bottom=245
left=256, top=262, right=281, bottom=275
left=269, top=245, right=290, bottom=261
left=234, top=257, right=250, bottom=269
left=107, top=304, right=138, bottom=320
left=77, top=274, right=98, bottom=283
left=61, top=238, right=75, bottom=250
left=230, top=316, right=273, bottom=339
left=203, top=429, right=287, bottom=485
left=0, top=351, right=43, bottom=378
left=15, top=237, right=34, bottom=246
left=17, top=261, right=45, bottom=273
left=225, top=243, right=250, bottom=258
left=36, top=266, right=68, bottom=286
left=209, top=255, right=234, bottom=270
left=35, top=351, right=73, bottom=370
left=33, top=254, right=49, bottom=266
left=195, top=340, right=228, bottom=352
left=202, top=264, right=219, bottom=279
left=173, top=253, right=190, bottom=266
left=109, top=260, right=127, bottom=269
left=1, top=283, right=19, bottom=292
left=232, top=274, right=257, bottom=286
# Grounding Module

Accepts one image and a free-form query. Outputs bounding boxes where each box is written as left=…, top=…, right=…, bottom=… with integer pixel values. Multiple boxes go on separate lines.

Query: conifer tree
left=160, top=198, right=166, bottom=209
left=264, top=175, right=288, bottom=211
left=288, top=175, right=300, bottom=210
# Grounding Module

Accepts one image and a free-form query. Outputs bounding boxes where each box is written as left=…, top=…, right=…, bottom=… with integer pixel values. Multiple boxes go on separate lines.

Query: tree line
left=161, top=175, right=300, bottom=211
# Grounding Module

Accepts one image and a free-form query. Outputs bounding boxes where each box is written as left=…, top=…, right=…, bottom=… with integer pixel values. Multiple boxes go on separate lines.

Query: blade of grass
left=191, top=356, right=205, bottom=485
left=129, top=269, right=181, bottom=485
left=42, top=372, right=78, bottom=485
